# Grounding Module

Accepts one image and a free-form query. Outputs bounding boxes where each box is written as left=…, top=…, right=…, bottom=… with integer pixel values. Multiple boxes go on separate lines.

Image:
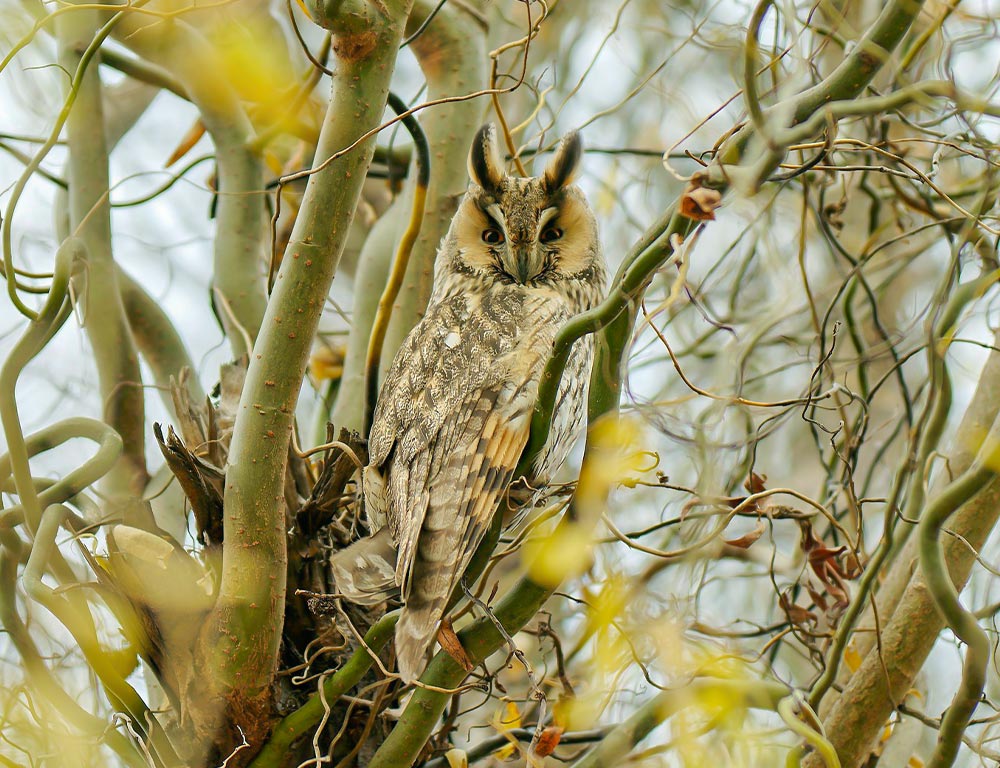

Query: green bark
left=379, top=0, right=488, bottom=368
left=58, top=5, right=150, bottom=514
left=207, top=0, right=413, bottom=713
left=112, top=16, right=268, bottom=358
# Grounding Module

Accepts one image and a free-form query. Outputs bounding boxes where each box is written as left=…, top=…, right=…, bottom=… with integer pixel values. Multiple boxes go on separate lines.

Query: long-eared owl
left=332, top=124, right=607, bottom=682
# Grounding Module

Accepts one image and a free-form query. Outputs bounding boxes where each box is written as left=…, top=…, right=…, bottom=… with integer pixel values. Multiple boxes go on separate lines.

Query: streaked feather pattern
left=334, top=124, right=606, bottom=682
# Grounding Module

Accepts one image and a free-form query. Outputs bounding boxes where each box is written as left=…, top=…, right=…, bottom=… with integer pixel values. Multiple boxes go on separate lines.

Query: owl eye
left=482, top=227, right=505, bottom=245
left=540, top=226, right=563, bottom=244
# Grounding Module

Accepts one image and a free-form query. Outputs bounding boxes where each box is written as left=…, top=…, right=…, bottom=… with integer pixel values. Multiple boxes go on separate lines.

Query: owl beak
left=513, top=246, right=534, bottom=284
left=503, top=244, right=536, bottom=284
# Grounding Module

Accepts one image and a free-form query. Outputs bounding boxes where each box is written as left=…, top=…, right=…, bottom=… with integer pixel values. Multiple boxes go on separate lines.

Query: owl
left=331, top=124, right=607, bottom=683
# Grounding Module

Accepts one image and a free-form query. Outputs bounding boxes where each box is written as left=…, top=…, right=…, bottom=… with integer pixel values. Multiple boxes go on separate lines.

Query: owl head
left=437, top=124, right=603, bottom=291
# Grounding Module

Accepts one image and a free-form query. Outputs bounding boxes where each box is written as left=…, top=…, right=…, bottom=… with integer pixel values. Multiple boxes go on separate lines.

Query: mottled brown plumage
left=331, top=124, right=606, bottom=682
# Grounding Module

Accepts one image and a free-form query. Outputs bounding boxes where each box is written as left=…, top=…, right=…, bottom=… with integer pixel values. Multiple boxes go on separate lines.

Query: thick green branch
left=379, top=0, right=488, bottom=368
left=210, top=0, right=413, bottom=700
left=113, top=15, right=268, bottom=358
left=919, top=464, right=995, bottom=767
left=118, top=266, right=205, bottom=415
left=332, top=0, right=487, bottom=434
left=59, top=3, right=150, bottom=511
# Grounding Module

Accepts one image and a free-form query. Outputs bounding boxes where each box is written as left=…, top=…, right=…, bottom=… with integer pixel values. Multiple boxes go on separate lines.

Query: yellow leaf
left=264, top=150, right=284, bottom=177
left=844, top=643, right=862, bottom=673
left=523, top=522, right=591, bottom=587
left=309, top=345, right=345, bottom=382
left=574, top=416, right=647, bottom=526
left=587, top=577, right=628, bottom=632
left=552, top=695, right=574, bottom=730
left=496, top=701, right=521, bottom=730
left=907, top=756, right=924, bottom=768
left=494, top=741, right=516, bottom=760
left=491, top=701, right=522, bottom=760
left=444, top=748, right=467, bottom=768
left=166, top=119, right=206, bottom=168
left=553, top=694, right=603, bottom=731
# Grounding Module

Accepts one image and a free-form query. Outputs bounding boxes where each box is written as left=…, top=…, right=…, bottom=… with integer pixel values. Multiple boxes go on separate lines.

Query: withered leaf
left=679, top=174, right=723, bottom=221
left=799, top=520, right=854, bottom=608
left=805, top=582, right=830, bottom=613
left=725, top=473, right=770, bottom=513
left=840, top=550, right=863, bottom=579
left=780, top=591, right=817, bottom=625
left=166, top=119, right=206, bottom=168
left=531, top=726, right=564, bottom=758
left=745, top=472, right=767, bottom=494
left=437, top=618, right=474, bottom=672
left=724, top=519, right=765, bottom=549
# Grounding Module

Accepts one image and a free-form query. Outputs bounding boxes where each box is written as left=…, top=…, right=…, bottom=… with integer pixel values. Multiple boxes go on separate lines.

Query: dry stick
left=489, top=0, right=545, bottom=176
left=461, top=580, right=549, bottom=750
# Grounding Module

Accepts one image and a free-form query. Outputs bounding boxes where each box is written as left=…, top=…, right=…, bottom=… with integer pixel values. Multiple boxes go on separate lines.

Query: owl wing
left=365, top=295, right=559, bottom=681
left=392, top=380, right=534, bottom=682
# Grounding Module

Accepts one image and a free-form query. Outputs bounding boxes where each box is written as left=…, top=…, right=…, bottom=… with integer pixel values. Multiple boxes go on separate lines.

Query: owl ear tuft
left=543, top=130, right=582, bottom=191
left=468, top=124, right=505, bottom=192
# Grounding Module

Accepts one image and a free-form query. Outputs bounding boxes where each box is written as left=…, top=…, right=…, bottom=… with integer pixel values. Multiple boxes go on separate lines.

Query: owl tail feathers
left=329, top=527, right=399, bottom=605
left=394, top=603, right=442, bottom=684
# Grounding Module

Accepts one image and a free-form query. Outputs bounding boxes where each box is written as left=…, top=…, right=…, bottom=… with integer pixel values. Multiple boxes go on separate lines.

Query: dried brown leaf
left=437, top=618, right=474, bottom=672
left=680, top=173, right=722, bottom=221
left=745, top=471, right=767, bottom=494
left=780, top=591, right=817, bottom=625
left=724, top=519, right=765, bottom=549
left=532, top=726, right=564, bottom=758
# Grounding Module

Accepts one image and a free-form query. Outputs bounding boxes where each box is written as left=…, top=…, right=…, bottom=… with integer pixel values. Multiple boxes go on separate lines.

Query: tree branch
left=206, top=0, right=413, bottom=720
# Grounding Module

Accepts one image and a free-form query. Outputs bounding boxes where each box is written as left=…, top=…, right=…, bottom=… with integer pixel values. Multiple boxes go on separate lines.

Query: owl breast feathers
left=331, top=124, right=607, bottom=683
